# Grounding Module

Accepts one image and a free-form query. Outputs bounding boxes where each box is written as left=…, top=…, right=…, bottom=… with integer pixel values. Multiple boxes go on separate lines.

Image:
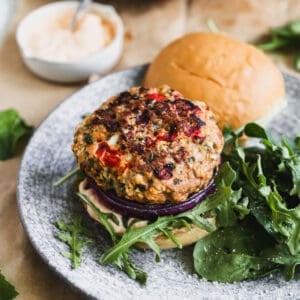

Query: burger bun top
left=144, top=32, right=285, bottom=129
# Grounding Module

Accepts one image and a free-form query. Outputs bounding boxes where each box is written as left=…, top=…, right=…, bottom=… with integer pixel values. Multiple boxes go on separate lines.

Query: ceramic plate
left=17, top=65, right=300, bottom=299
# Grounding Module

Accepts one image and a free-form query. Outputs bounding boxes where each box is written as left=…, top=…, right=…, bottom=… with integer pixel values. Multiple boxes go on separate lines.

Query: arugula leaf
left=101, top=217, right=175, bottom=265
left=0, top=109, right=33, bottom=160
left=256, top=19, right=300, bottom=72
left=212, top=160, right=250, bottom=227
left=193, top=218, right=280, bottom=282
left=223, top=124, right=245, bottom=150
left=77, top=192, right=119, bottom=243
left=259, top=184, right=300, bottom=255
left=257, top=35, right=290, bottom=51
left=216, top=188, right=249, bottom=227
left=56, top=217, right=91, bottom=268
left=77, top=192, right=147, bottom=283
left=119, top=252, right=147, bottom=283
left=53, top=167, right=82, bottom=187
left=0, top=270, right=18, bottom=300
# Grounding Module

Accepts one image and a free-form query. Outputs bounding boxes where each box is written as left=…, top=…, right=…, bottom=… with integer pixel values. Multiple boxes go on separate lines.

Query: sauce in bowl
left=16, top=1, right=124, bottom=82
left=22, top=8, right=115, bottom=62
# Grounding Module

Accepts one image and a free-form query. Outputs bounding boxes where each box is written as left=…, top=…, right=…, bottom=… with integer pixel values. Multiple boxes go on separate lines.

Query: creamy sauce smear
left=24, top=8, right=114, bottom=62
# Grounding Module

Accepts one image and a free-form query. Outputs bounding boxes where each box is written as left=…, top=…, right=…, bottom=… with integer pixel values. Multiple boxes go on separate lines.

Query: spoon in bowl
left=69, top=0, right=92, bottom=31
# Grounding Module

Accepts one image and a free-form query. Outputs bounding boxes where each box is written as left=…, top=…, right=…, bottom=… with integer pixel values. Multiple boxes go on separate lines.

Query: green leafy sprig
left=77, top=192, right=148, bottom=283
left=0, top=270, right=18, bottom=300
left=256, top=19, right=300, bottom=71
left=56, top=217, right=91, bottom=268
left=53, top=167, right=82, bottom=187
left=0, top=109, right=33, bottom=160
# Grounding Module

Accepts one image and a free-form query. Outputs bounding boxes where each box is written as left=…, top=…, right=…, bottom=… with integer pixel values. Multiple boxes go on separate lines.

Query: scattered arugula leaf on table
left=0, top=270, right=18, bottom=300
left=0, top=109, right=33, bottom=161
left=256, top=19, right=300, bottom=71
left=56, top=216, right=91, bottom=269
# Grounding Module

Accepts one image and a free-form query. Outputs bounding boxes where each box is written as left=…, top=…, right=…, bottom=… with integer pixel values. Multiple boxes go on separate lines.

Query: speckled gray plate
left=17, top=65, right=300, bottom=300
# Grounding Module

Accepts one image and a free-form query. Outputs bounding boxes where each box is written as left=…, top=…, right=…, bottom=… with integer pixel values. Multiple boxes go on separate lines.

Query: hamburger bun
left=144, top=32, right=286, bottom=129
left=79, top=179, right=212, bottom=249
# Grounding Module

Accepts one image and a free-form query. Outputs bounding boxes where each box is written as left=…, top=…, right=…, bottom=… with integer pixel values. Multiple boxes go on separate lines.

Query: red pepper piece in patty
left=96, top=142, right=123, bottom=167
left=156, top=132, right=170, bottom=143
left=146, top=93, right=166, bottom=101
left=103, top=155, right=120, bottom=167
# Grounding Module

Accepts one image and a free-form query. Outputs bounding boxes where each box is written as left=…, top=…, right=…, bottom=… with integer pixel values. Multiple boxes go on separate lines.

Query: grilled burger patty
left=72, top=86, right=224, bottom=204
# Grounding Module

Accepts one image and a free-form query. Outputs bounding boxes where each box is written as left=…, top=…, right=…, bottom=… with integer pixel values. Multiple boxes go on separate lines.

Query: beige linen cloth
left=1, top=1, right=300, bottom=299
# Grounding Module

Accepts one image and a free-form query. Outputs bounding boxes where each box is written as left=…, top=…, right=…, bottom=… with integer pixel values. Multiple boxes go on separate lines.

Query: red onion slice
left=87, top=177, right=216, bottom=220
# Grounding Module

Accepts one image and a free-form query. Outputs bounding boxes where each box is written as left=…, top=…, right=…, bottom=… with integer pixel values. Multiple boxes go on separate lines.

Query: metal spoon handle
left=69, top=0, right=92, bottom=31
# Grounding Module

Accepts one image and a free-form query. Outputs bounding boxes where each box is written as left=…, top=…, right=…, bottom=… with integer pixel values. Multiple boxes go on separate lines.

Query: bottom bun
left=79, top=179, right=213, bottom=249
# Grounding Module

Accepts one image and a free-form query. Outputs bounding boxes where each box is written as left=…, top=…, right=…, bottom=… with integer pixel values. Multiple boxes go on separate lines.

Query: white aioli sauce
left=23, top=8, right=114, bottom=62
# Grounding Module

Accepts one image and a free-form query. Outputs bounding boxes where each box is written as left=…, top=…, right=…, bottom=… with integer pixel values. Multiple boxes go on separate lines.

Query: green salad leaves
left=0, top=109, right=33, bottom=161
left=0, top=270, right=18, bottom=300
left=256, top=19, right=300, bottom=71
left=56, top=122, right=300, bottom=283
left=194, top=123, right=300, bottom=282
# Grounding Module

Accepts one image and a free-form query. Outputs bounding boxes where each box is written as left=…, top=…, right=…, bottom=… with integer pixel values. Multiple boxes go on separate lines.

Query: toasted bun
left=144, top=32, right=286, bottom=129
left=79, top=179, right=212, bottom=249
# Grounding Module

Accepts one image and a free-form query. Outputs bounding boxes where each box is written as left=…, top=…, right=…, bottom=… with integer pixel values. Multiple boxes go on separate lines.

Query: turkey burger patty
left=72, top=86, right=224, bottom=205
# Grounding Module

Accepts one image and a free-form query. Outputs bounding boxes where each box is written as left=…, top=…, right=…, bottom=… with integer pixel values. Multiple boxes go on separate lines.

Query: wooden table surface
left=1, top=1, right=300, bottom=299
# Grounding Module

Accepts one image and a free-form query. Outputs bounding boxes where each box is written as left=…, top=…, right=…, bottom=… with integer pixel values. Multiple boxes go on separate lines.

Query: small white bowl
left=16, top=1, right=124, bottom=83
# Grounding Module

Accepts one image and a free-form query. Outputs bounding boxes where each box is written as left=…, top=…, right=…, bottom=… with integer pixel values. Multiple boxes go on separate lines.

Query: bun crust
left=144, top=32, right=285, bottom=129
left=79, top=179, right=211, bottom=249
